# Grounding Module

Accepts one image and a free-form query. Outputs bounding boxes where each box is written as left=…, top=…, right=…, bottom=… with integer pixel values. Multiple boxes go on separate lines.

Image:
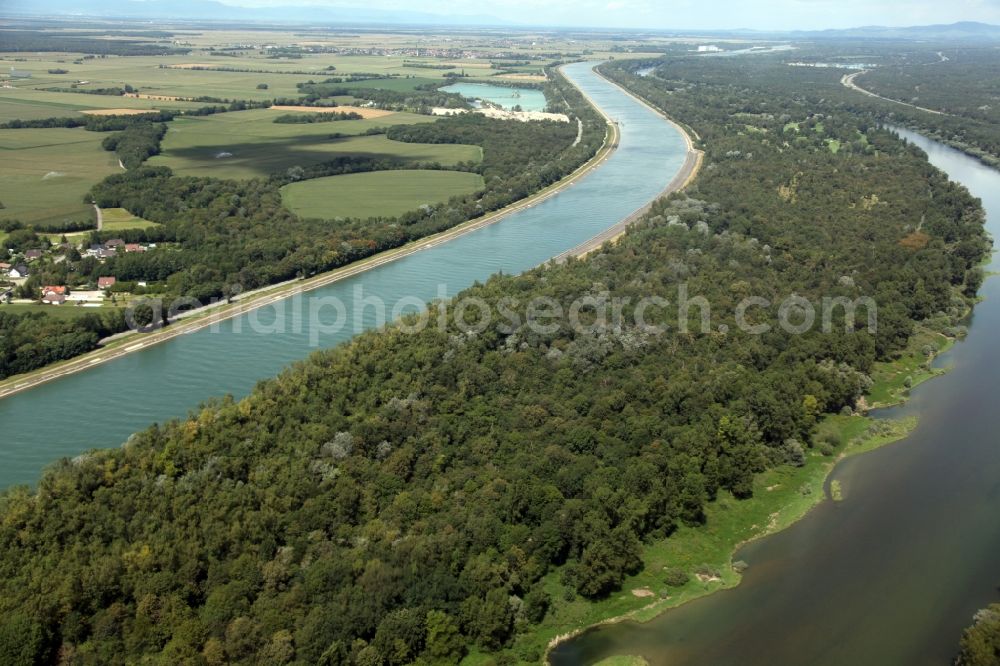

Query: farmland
left=0, top=24, right=611, bottom=382
left=0, top=126, right=119, bottom=228
left=281, top=169, right=486, bottom=219
left=147, top=109, right=482, bottom=179
left=99, top=207, right=160, bottom=232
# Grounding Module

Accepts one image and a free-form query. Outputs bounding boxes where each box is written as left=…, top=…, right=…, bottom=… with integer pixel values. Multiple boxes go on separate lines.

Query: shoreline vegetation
left=0, top=63, right=668, bottom=402
left=533, top=64, right=979, bottom=664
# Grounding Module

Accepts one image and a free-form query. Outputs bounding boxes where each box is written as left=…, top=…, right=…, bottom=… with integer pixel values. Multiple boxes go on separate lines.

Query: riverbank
left=536, top=127, right=970, bottom=666
left=538, top=337, right=942, bottom=664
left=553, top=67, right=703, bottom=262
left=0, top=65, right=622, bottom=402
left=537, top=322, right=963, bottom=664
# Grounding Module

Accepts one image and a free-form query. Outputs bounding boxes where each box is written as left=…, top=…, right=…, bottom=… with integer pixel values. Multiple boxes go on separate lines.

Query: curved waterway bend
left=550, top=129, right=1000, bottom=665
left=0, top=61, right=689, bottom=488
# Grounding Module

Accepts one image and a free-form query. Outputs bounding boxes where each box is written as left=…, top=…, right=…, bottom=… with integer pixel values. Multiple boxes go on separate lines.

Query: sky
left=223, top=0, right=1000, bottom=30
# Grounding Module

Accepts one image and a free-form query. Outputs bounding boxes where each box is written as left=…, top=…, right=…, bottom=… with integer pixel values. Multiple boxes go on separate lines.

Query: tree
left=424, top=611, right=465, bottom=665
left=0, top=612, right=49, bottom=665
left=461, top=589, right=514, bottom=651
left=957, top=605, right=1000, bottom=666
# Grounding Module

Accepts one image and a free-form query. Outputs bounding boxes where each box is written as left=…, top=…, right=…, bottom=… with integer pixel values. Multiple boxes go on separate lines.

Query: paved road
left=841, top=71, right=948, bottom=116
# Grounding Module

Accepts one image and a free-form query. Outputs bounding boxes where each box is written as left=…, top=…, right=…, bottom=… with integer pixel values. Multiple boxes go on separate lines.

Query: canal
left=0, top=62, right=689, bottom=488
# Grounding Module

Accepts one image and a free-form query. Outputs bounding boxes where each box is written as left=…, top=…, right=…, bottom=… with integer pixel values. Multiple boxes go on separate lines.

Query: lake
left=550, top=128, right=1000, bottom=665
left=440, top=82, right=548, bottom=111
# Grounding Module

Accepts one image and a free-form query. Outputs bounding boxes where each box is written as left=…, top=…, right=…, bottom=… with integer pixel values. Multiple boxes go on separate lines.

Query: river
left=550, top=129, right=1000, bottom=664
left=0, top=62, right=689, bottom=488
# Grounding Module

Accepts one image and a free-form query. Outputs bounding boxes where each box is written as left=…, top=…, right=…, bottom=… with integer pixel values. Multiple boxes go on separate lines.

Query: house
left=97, top=277, right=117, bottom=289
left=105, top=238, right=126, bottom=249
left=8, top=265, right=29, bottom=279
left=41, top=292, right=66, bottom=305
left=0, top=262, right=10, bottom=274
left=124, top=243, right=145, bottom=253
left=24, top=249, right=43, bottom=261
left=86, top=244, right=106, bottom=257
left=42, top=285, right=67, bottom=296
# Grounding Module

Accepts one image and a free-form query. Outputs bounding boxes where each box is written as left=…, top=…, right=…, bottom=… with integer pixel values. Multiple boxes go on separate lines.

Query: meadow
left=0, top=127, right=120, bottom=228
left=281, top=169, right=485, bottom=219
left=99, top=207, right=161, bottom=232
left=147, top=108, right=481, bottom=179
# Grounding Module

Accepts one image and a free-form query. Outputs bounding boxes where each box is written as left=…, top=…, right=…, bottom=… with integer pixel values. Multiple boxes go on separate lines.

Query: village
left=0, top=236, right=153, bottom=308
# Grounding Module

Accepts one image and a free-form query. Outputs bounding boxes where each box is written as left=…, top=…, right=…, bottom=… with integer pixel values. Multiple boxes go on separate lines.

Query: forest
left=786, top=43, right=1000, bottom=166
left=0, top=309, right=126, bottom=379
left=0, top=55, right=989, bottom=665
left=0, top=30, right=187, bottom=55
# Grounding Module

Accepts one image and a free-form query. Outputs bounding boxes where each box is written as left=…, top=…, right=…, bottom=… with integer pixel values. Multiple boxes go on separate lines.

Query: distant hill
left=789, top=21, right=1000, bottom=41
left=0, top=0, right=507, bottom=27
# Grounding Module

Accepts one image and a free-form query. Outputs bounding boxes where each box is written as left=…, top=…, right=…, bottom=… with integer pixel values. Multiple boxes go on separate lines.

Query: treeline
left=0, top=30, right=186, bottom=56
left=0, top=56, right=989, bottom=665
left=0, top=310, right=126, bottom=380
left=101, top=122, right=168, bottom=169
left=0, top=101, right=279, bottom=131
left=0, top=111, right=172, bottom=131
left=273, top=111, right=364, bottom=124
left=41, top=84, right=137, bottom=96
left=296, top=80, right=470, bottom=112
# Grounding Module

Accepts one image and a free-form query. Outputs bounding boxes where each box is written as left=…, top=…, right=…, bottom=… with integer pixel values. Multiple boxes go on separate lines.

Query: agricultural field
left=0, top=87, right=205, bottom=122
left=0, top=126, right=119, bottom=228
left=99, top=207, right=160, bottom=232
left=2, top=52, right=461, bottom=103
left=281, top=169, right=485, bottom=219
left=148, top=109, right=481, bottom=179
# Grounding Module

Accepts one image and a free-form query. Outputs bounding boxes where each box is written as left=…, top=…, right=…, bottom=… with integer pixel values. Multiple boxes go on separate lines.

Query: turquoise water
left=0, top=62, right=688, bottom=488
left=550, top=129, right=1000, bottom=665
left=440, top=82, right=547, bottom=112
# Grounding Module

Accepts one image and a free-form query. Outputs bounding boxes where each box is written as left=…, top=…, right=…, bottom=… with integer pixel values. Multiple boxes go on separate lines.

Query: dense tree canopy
left=0, top=55, right=990, bottom=665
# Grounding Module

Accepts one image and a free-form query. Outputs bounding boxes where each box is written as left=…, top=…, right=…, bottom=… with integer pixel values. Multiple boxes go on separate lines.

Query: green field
left=0, top=127, right=119, bottom=227
left=100, top=207, right=161, bottom=232
left=281, top=169, right=485, bottom=219
left=0, top=52, right=450, bottom=107
left=0, top=87, right=207, bottom=122
left=148, top=109, right=481, bottom=179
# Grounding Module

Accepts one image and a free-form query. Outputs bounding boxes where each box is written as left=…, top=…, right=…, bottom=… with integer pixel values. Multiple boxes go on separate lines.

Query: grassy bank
left=511, top=332, right=953, bottom=666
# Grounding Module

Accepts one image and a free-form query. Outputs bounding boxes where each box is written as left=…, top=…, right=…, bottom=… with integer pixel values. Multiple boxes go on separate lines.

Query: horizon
left=3, top=0, right=1000, bottom=32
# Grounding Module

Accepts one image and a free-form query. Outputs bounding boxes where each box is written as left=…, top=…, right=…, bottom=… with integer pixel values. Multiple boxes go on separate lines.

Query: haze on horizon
left=215, top=0, right=1000, bottom=31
